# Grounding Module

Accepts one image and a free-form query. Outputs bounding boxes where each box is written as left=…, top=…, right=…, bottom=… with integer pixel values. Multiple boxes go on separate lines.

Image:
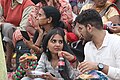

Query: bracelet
left=69, top=56, right=77, bottom=63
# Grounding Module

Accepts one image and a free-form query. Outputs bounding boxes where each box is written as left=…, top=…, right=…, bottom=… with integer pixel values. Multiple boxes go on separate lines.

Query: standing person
left=0, top=0, right=34, bottom=71
left=74, top=9, right=120, bottom=80
left=21, top=28, right=79, bottom=80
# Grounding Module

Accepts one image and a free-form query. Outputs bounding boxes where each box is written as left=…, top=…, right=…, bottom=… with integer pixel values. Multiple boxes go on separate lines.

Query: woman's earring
left=46, top=48, right=48, bottom=53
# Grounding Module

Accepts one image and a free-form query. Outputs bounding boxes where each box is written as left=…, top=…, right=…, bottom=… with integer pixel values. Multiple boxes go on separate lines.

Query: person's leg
left=2, top=23, right=16, bottom=72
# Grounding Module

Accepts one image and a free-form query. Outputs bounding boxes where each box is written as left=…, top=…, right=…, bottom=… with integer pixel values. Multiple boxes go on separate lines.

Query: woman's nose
left=55, top=42, right=60, bottom=46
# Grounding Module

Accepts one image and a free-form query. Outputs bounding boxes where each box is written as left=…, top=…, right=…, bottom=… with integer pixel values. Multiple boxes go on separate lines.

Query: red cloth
left=67, top=32, right=78, bottom=42
left=1, top=0, right=34, bottom=26
left=109, top=0, right=116, bottom=3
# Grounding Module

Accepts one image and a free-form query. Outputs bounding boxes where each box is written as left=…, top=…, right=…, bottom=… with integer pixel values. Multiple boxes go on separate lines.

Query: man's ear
left=86, top=24, right=93, bottom=32
left=47, top=17, right=52, bottom=23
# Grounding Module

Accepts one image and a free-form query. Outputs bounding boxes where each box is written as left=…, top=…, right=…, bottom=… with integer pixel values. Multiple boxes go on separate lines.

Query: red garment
left=0, top=0, right=34, bottom=26
left=109, top=0, right=116, bottom=3
left=67, top=32, right=78, bottom=42
left=28, top=0, right=73, bottom=31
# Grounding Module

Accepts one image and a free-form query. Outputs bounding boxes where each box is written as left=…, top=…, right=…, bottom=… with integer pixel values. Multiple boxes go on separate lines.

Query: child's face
left=47, top=34, right=63, bottom=55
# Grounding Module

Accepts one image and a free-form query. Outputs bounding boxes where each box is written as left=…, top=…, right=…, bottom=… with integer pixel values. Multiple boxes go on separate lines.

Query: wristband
left=69, top=56, right=77, bottom=63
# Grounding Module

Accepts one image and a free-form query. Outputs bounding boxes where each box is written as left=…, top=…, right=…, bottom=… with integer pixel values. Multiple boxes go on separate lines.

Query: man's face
left=74, top=22, right=92, bottom=42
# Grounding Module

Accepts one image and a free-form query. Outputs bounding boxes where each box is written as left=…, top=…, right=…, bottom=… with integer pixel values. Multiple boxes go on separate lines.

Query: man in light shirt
left=74, top=9, right=120, bottom=80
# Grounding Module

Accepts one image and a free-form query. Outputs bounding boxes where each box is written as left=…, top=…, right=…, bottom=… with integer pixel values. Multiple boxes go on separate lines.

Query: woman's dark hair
left=42, top=6, right=66, bottom=29
left=31, top=0, right=47, bottom=5
left=75, top=9, right=103, bottom=30
left=42, top=28, right=73, bottom=61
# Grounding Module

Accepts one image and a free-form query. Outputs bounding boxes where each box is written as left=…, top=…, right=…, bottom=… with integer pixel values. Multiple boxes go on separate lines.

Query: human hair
left=75, top=9, right=103, bottom=30
left=42, top=28, right=73, bottom=61
left=42, top=6, right=66, bottom=29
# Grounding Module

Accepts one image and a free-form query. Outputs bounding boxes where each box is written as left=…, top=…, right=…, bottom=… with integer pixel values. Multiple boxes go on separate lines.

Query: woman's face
left=36, top=9, right=48, bottom=26
left=94, top=0, right=107, bottom=7
left=47, top=34, right=63, bottom=55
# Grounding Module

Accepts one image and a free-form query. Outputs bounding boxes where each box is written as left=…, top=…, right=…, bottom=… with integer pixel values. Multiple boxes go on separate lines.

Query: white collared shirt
left=84, top=31, right=120, bottom=80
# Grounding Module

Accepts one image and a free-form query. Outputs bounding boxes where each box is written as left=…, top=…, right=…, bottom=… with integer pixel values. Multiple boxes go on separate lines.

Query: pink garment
left=13, top=29, right=32, bottom=46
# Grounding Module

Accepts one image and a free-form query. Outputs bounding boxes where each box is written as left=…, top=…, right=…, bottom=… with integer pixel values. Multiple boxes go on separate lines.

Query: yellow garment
left=80, top=1, right=119, bottom=24
left=0, top=32, right=8, bottom=80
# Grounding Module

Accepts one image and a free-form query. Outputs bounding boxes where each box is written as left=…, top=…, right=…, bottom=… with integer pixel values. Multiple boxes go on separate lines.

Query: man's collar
left=12, top=0, right=23, bottom=4
left=90, top=30, right=109, bottom=49
left=102, top=30, right=109, bottom=47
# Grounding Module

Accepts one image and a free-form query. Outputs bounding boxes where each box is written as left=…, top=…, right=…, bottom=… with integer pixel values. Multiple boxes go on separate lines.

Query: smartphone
left=20, top=31, right=30, bottom=40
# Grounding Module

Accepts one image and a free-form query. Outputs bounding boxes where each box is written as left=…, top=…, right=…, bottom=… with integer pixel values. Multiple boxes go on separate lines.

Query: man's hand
left=77, top=61, right=98, bottom=73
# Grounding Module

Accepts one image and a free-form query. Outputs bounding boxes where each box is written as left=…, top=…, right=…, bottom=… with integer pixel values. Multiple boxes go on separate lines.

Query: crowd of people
left=0, top=0, right=120, bottom=80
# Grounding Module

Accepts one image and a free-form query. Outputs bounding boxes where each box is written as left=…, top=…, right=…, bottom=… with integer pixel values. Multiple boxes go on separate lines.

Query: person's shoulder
left=84, top=41, right=93, bottom=49
left=105, top=1, right=119, bottom=13
left=108, top=33, right=120, bottom=43
left=80, top=1, right=94, bottom=13
left=41, top=53, right=47, bottom=58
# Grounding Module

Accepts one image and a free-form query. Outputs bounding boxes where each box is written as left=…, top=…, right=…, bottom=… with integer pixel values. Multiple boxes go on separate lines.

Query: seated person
left=21, top=28, right=79, bottom=80
left=80, top=0, right=120, bottom=24
left=74, top=9, right=120, bottom=80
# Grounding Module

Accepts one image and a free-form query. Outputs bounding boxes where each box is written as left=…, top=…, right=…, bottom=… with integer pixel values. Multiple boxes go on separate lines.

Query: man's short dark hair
left=75, top=9, right=103, bottom=29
